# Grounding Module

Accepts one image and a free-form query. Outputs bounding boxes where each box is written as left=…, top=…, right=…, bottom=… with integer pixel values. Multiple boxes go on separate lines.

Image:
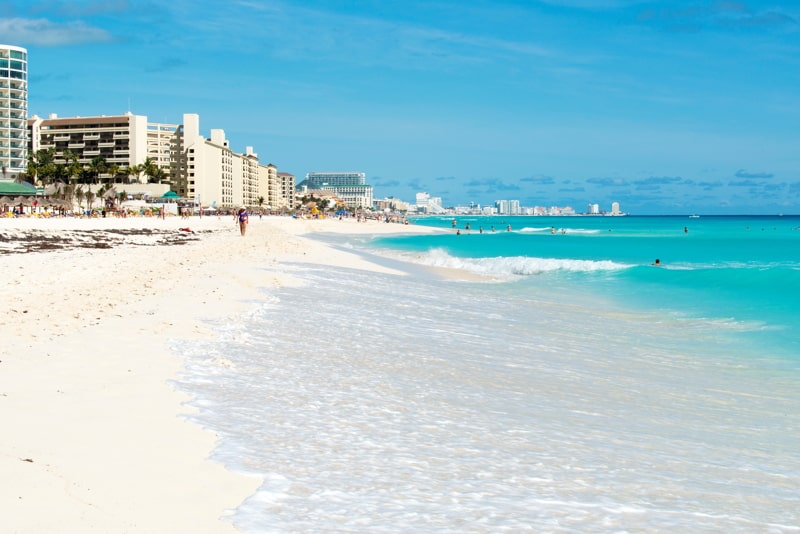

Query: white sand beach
left=0, top=215, right=435, bottom=533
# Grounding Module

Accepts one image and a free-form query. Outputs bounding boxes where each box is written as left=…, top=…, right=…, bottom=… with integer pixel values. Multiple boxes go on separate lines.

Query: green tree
left=89, top=155, right=107, bottom=184
left=28, top=148, right=57, bottom=186
left=85, top=189, right=96, bottom=211
left=96, top=184, right=107, bottom=210
left=62, top=150, right=82, bottom=184
left=73, top=185, right=83, bottom=210
left=142, top=157, right=158, bottom=183
left=128, top=164, right=144, bottom=184
left=106, top=163, right=120, bottom=183
left=148, top=166, right=168, bottom=184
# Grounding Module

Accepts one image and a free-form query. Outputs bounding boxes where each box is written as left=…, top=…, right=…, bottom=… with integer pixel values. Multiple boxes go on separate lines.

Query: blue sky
left=3, top=0, right=799, bottom=214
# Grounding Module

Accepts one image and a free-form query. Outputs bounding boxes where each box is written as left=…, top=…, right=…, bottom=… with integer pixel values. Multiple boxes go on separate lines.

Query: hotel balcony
left=84, top=133, right=101, bottom=140
left=113, top=132, right=130, bottom=139
left=53, top=135, right=69, bottom=141
left=68, top=142, right=85, bottom=149
left=83, top=149, right=101, bottom=156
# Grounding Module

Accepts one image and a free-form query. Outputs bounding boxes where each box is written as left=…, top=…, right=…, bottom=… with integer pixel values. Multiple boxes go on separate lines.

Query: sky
left=3, top=0, right=800, bottom=214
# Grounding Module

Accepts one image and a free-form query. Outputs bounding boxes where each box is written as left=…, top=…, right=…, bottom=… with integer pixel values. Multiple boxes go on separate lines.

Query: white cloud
left=0, top=17, right=112, bottom=46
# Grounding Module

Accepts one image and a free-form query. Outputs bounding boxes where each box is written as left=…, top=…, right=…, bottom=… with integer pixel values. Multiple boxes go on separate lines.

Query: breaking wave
left=397, top=247, right=630, bottom=277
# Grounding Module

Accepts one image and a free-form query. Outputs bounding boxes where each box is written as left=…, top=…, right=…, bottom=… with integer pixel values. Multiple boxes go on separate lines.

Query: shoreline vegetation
left=0, top=215, right=437, bottom=532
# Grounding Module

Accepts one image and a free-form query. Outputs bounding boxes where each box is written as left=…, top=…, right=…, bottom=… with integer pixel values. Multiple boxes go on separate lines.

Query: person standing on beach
left=238, top=208, right=249, bottom=236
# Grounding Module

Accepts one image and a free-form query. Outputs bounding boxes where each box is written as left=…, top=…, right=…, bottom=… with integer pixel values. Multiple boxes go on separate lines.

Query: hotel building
left=300, top=171, right=373, bottom=209
left=29, top=113, right=150, bottom=178
left=0, top=44, right=28, bottom=181
left=26, top=111, right=294, bottom=210
left=277, top=172, right=296, bottom=210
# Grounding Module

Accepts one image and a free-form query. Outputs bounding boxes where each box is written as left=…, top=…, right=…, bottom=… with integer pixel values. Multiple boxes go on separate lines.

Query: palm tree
left=128, top=164, right=144, bottom=184
left=28, top=148, right=57, bottom=186
left=73, top=185, right=83, bottom=211
left=106, top=163, right=120, bottom=183
left=96, top=184, right=107, bottom=210
left=26, top=151, right=41, bottom=185
left=149, top=166, right=167, bottom=184
left=89, top=155, right=107, bottom=184
left=62, top=150, right=82, bottom=184
left=142, top=157, right=158, bottom=183
left=85, top=189, right=96, bottom=212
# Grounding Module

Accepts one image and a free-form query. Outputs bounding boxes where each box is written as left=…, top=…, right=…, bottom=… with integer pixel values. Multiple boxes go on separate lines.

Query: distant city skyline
left=414, top=193, right=618, bottom=216
left=3, top=0, right=799, bottom=214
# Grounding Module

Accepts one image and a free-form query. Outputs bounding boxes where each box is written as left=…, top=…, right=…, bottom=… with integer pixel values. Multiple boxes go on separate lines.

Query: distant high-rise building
left=588, top=203, right=600, bottom=214
left=0, top=44, right=28, bottom=181
left=305, top=171, right=365, bottom=188
left=611, top=201, right=621, bottom=215
left=415, top=191, right=445, bottom=213
left=300, top=171, right=372, bottom=208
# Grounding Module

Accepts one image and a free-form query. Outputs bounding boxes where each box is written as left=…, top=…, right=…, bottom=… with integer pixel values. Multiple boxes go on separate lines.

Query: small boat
left=689, top=214, right=700, bottom=219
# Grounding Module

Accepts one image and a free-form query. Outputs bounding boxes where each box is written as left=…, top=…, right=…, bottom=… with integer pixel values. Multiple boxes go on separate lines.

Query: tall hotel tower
left=0, top=44, right=28, bottom=181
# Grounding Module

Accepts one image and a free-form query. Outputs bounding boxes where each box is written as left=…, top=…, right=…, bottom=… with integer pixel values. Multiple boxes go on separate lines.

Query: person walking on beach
left=238, top=208, right=249, bottom=236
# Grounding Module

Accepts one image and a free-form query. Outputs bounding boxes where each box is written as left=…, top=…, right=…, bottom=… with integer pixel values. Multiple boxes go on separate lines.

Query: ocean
left=176, top=215, right=800, bottom=533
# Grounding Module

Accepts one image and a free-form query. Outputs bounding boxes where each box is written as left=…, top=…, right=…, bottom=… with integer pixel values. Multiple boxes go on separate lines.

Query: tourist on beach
left=238, top=208, right=249, bottom=236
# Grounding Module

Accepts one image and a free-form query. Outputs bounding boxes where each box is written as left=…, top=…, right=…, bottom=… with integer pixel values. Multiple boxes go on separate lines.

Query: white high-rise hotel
left=0, top=44, right=28, bottom=181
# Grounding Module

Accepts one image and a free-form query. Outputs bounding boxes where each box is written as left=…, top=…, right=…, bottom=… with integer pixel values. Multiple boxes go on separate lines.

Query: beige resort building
left=26, top=111, right=294, bottom=211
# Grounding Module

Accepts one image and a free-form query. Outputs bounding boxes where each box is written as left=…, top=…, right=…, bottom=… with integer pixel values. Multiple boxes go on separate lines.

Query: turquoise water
left=176, top=215, right=800, bottom=532
left=374, top=215, right=800, bottom=362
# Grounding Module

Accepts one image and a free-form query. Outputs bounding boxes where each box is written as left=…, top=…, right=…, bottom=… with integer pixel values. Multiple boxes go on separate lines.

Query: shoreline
left=0, top=215, right=438, bottom=532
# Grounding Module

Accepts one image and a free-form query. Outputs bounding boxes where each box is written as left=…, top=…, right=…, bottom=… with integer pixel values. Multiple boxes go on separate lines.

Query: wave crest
left=407, top=248, right=630, bottom=277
